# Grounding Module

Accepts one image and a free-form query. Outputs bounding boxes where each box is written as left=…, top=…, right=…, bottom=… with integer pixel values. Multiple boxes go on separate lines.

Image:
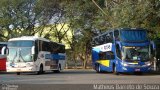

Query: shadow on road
left=1, top=69, right=160, bottom=76
left=0, top=71, right=15, bottom=74
left=110, top=71, right=160, bottom=76
left=9, top=69, right=97, bottom=75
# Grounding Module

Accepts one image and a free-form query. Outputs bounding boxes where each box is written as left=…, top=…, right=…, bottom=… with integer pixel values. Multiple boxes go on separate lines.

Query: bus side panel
left=116, top=59, right=123, bottom=72
left=45, top=53, right=66, bottom=70
left=57, top=53, right=66, bottom=70
left=0, top=57, right=6, bottom=71
left=99, top=63, right=113, bottom=72
left=92, top=50, right=99, bottom=69
left=109, top=59, right=116, bottom=72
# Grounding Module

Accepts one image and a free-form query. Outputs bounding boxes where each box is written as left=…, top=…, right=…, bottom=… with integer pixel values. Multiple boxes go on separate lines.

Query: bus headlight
left=122, top=62, right=128, bottom=66
left=145, top=62, right=151, bottom=66
left=26, top=63, right=34, bottom=67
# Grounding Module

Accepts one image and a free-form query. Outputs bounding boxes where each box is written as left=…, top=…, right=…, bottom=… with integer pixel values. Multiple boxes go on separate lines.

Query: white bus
left=5, top=36, right=66, bottom=75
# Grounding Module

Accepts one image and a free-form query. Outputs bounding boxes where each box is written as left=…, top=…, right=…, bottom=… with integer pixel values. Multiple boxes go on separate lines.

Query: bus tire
left=95, top=64, right=99, bottom=73
left=113, top=65, right=119, bottom=75
left=16, top=72, right=20, bottom=75
left=95, top=64, right=101, bottom=73
left=54, top=64, right=61, bottom=73
left=36, top=64, right=43, bottom=75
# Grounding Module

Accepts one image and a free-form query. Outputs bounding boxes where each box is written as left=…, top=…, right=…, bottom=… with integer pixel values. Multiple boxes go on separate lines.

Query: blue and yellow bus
left=92, top=28, right=155, bottom=75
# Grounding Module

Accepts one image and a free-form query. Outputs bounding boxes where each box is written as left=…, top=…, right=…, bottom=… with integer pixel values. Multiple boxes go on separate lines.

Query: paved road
left=0, top=69, right=160, bottom=84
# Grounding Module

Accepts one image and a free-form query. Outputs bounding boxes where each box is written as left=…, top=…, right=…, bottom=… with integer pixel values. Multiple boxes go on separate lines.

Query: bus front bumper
left=120, top=66, right=152, bottom=73
left=6, top=67, right=36, bottom=72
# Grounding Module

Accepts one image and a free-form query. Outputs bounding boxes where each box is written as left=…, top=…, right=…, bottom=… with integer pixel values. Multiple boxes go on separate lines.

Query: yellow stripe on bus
left=129, top=62, right=138, bottom=64
left=96, top=60, right=110, bottom=67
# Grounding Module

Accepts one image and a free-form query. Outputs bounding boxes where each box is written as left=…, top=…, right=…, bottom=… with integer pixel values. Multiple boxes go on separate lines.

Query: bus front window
left=20, top=48, right=32, bottom=62
left=7, top=47, right=33, bottom=62
left=122, top=46, right=149, bottom=61
left=7, top=48, right=18, bottom=62
left=7, top=40, right=34, bottom=62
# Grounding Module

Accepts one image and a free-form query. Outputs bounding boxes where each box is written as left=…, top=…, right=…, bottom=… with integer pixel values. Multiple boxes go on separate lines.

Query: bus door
left=97, top=51, right=115, bottom=72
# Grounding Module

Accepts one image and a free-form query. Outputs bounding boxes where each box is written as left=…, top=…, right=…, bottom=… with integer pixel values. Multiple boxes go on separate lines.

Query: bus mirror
left=1, top=46, right=6, bottom=55
left=152, top=50, right=155, bottom=57
left=150, top=45, right=155, bottom=57
left=31, top=46, right=35, bottom=54
left=6, top=48, right=9, bottom=55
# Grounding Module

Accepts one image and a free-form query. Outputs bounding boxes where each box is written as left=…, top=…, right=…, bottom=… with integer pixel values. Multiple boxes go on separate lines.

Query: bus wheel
left=36, top=65, right=43, bottom=75
left=16, top=72, right=20, bottom=75
left=54, top=64, right=61, bottom=73
left=95, top=64, right=101, bottom=73
left=113, top=66, right=119, bottom=75
left=40, top=65, right=44, bottom=74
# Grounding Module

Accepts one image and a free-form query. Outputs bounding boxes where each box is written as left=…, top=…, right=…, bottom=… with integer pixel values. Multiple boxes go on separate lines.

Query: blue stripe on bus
left=45, top=54, right=65, bottom=60
left=121, top=42, right=150, bottom=46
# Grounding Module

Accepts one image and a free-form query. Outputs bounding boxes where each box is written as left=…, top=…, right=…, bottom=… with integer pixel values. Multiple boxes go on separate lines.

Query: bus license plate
left=17, top=69, right=21, bottom=71
left=135, top=69, right=140, bottom=71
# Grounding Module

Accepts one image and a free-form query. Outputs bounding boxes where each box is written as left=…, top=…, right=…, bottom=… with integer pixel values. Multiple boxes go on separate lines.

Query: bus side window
left=105, top=34, right=110, bottom=43
left=99, top=51, right=115, bottom=60
left=114, top=30, right=119, bottom=40
left=39, top=40, right=42, bottom=51
left=102, top=35, right=106, bottom=43
left=105, top=33, right=113, bottom=43
left=99, top=52, right=106, bottom=60
left=109, top=32, right=113, bottom=42
left=42, top=41, right=50, bottom=52
left=35, top=40, right=38, bottom=54
left=99, top=36, right=104, bottom=44
left=52, top=42, right=59, bottom=54
left=106, top=51, right=115, bottom=60
left=116, top=45, right=121, bottom=59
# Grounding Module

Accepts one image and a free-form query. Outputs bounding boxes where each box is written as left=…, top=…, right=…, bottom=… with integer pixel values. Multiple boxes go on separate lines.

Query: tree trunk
left=83, top=59, right=87, bottom=69
left=73, top=50, right=77, bottom=69
left=83, top=43, right=90, bottom=69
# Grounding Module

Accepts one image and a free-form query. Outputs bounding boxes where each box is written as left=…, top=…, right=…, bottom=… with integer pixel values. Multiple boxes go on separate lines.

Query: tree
left=62, top=0, right=100, bottom=68
left=97, top=0, right=160, bottom=36
left=0, top=0, right=63, bottom=40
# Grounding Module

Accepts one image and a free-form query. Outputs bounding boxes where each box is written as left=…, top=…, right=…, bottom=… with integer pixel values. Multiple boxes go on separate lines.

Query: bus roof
left=93, top=28, right=147, bottom=38
left=0, top=42, right=7, bottom=45
left=118, top=28, right=147, bottom=31
left=103, top=28, right=146, bottom=34
left=8, top=36, right=50, bottom=42
left=8, top=36, right=65, bottom=46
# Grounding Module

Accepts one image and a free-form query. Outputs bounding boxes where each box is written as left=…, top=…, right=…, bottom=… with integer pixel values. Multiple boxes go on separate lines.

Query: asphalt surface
left=0, top=69, right=160, bottom=84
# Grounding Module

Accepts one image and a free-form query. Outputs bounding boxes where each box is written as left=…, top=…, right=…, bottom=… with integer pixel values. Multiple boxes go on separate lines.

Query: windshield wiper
left=19, top=50, right=26, bottom=62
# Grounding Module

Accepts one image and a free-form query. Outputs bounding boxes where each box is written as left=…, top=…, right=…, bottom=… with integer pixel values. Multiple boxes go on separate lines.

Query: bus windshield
left=122, top=46, right=149, bottom=61
left=7, top=47, right=32, bottom=62
left=8, top=40, right=34, bottom=47
left=120, top=30, right=147, bottom=42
